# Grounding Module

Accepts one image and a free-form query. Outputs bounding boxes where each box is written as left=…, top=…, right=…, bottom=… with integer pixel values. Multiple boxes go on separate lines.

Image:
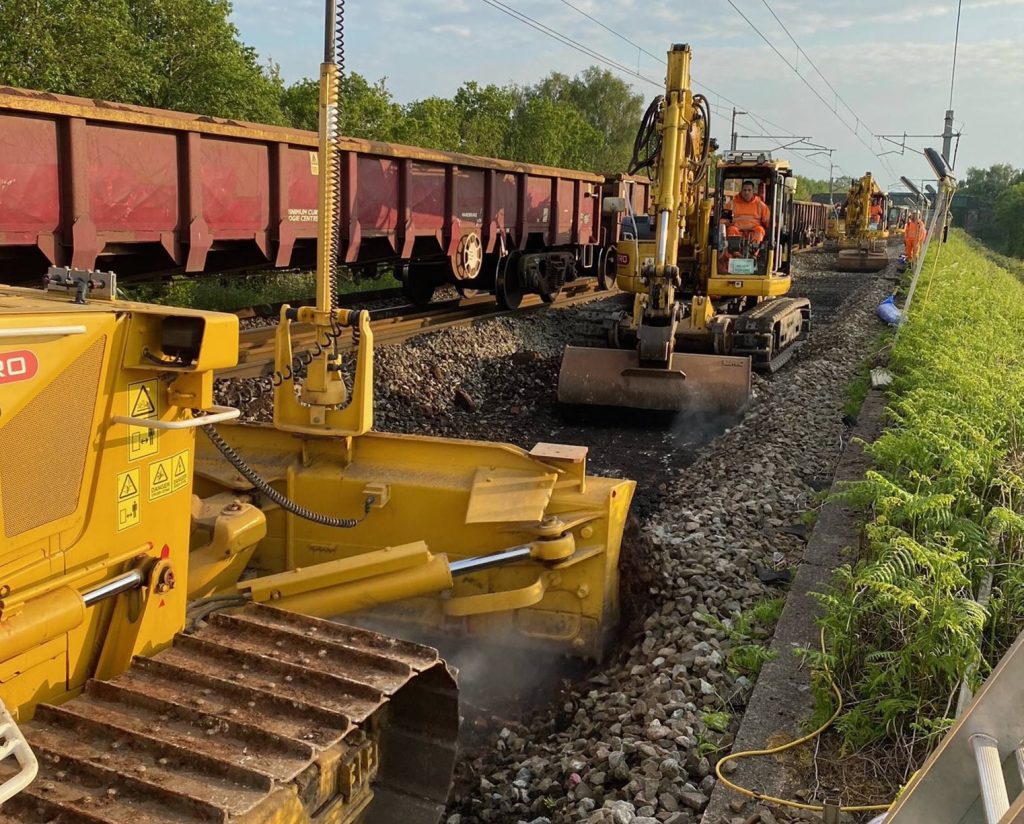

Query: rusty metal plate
left=557, top=346, right=751, bottom=414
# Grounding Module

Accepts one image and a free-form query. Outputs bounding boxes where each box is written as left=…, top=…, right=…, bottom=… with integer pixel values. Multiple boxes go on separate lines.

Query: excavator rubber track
left=0, top=605, right=458, bottom=824
left=730, top=297, right=811, bottom=373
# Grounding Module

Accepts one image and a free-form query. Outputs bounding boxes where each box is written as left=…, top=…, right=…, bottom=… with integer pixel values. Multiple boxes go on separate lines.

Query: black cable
left=478, top=0, right=662, bottom=88
left=200, top=424, right=365, bottom=528
left=726, top=0, right=901, bottom=182
left=628, top=96, right=664, bottom=176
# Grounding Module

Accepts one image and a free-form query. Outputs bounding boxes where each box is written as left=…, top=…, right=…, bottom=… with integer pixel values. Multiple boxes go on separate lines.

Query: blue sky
left=230, top=0, right=1023, bottom=188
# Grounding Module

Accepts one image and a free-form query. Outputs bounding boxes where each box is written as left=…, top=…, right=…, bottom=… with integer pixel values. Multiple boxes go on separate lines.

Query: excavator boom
left=558, top=43, right=753, bottom=414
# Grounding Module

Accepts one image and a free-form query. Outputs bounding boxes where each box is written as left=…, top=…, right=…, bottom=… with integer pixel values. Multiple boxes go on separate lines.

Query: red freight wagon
left=0, top=87, right=605, bottom=307
left=791, top=200, right=829, bottom=248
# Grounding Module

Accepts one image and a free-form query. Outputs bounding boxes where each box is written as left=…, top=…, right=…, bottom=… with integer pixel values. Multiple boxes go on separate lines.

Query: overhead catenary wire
left=478, top=0, right=662, bottom=88
left=726, top=0, right=903, bottom=182
left=524, top=0, right=837, bottom=176
left=949, top=0, right=963, bottom=109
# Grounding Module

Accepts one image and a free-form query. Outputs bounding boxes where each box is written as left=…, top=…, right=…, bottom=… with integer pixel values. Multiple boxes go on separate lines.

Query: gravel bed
left=215, top=253, right=893, bottom=823
left=441, top=255, right=892, bottom=824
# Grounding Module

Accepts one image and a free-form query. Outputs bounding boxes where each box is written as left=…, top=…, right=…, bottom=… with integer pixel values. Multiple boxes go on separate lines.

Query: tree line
left=0, top=0, right=645, bottom=173
left=957, top=164, right=1024, bottom=258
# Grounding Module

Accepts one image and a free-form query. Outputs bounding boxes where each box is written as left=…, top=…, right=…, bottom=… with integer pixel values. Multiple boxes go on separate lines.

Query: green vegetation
left=701, top=711, right=732, bottom=733
left=957, top=163, right=1024, bottom=258
left=794, top=175, right=853, bottom=201
left=813, top=230, right=1024, bottom=751
left=0, top=0, right=285, bottom=124
left=120, top=269, right=399, bottom=312
left=706, top=597, right=785, bottom=678
left=843, top=365, right=872, bottom=420
left=0, top=1, right=643, bottom=173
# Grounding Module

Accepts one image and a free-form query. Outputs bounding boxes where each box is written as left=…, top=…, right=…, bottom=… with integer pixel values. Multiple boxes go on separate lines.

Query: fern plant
left=814, top=230, right=1024, bottom=752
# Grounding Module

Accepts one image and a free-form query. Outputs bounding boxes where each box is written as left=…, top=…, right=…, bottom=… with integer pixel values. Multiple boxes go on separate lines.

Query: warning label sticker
left=171, top=451, right=189, bottom=492
left=127, top=379, right=159, bottom=461
left=116, top=468, right=141, bottom=531
left=149, top=450, right=189, bottom=501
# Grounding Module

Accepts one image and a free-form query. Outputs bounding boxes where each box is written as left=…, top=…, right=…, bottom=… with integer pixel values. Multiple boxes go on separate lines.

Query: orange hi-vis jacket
left=905, top=218, right=924, bottom=246
left=730, top=196, right=770, bottom=233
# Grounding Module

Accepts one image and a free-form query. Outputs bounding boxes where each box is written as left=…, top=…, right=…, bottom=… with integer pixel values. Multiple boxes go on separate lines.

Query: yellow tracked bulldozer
left=557, top=44, right=809, bottom=414
left=836, top=172, right=891, bottom=272
left=0, top=3, right=634, bottom=820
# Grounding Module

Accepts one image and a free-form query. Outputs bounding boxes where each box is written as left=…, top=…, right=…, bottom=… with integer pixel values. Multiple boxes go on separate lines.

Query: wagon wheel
left=401, top=263, right=436, bottom=307
left=495, top=254, right=523, bottom=310
left=596, top=246, right=616, bottom=291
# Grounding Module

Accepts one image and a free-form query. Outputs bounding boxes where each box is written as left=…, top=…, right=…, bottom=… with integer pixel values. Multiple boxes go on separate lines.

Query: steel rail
left=218, top=280, right=612, bottom=379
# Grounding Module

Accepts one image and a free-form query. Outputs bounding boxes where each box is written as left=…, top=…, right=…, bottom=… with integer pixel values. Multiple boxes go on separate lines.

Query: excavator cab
left=837, top=172, right=890, bottom=271
left=709, top=155, right=795, bottom=286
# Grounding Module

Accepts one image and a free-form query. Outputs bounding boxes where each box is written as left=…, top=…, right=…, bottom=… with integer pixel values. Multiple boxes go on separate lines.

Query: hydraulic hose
left=200, top=423, right=363, bottom=528
left=629, top=95, right=664, bottom=176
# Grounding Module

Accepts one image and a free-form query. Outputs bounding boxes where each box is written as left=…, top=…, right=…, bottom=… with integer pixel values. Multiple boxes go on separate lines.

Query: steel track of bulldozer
left=729, top=297, right=811, bottom=373
left=0, top=605, right=457, bottom=824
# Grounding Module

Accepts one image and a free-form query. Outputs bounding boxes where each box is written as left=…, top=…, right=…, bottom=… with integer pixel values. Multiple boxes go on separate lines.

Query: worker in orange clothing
left=724, top=180, right=770, bottom=245
left=870, top=200, right=884, bottom=228
left=904, top=210, right=925, bottom=263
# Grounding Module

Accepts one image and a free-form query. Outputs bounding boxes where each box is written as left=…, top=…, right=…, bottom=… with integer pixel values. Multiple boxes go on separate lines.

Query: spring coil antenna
left=327, top=0, right=345, bottom=314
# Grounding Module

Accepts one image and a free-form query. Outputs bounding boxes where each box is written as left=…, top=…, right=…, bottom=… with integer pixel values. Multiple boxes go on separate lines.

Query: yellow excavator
left=836, top=172, right=890, bottom=271
left=0, top=3, right=634, bottom=820
left=558, top=44, right=809, bottom=413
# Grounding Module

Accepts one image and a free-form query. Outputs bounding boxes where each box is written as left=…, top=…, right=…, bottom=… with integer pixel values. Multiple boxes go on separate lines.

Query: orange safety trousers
left=904, top=221, right=924, bottom=261
left=727, top=197, right=769, bottom=243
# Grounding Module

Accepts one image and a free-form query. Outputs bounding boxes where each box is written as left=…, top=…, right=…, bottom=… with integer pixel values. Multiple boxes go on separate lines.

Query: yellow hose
left=713, top=629, right=892, bottom=813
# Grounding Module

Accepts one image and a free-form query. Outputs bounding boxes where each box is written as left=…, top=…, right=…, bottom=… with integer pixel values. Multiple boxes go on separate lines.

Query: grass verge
left=121, top=269, right=400, bottom=312
left=811, top=229, right=1024, bottom=754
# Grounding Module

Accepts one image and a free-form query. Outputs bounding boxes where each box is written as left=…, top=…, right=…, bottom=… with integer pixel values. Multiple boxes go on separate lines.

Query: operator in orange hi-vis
left=904, top=210, right=925, bottom=263
left=725, top=179, right=770, bottom=244
left=870, top=200, right=884, bottom=227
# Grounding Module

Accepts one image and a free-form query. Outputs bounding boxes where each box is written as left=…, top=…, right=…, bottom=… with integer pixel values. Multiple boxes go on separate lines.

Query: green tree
left=529, top=67, right=644, bottom=172
left=397, top=96, right=461, bottom=151
left=452, top=82, right=516, bottom=157
left=961, top=163, right=1023, bottom=200
left=0, top=0, right=148, bottom=103
left=280, top=78, right=318, bottom=131
left=794, top=175, right=851, bottom=201
left=278, top=73, right=406, bottom=140
left=0, top=0, right=286, bottom=123
left=336, top=74, right=405, bottom=141
left=993, top=183, right=1024, bottom=258
left=128, top=0, right=285, bottom=123
left=505, top=94, right=602, bottom=169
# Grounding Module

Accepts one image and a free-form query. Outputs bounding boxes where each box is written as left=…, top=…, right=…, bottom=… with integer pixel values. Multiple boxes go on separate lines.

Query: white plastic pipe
left=0, top=325, right=86, bottom=338
left=971, top=733, right=1009, bottom=824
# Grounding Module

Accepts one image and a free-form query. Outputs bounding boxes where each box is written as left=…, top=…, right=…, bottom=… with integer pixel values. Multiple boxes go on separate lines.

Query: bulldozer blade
left=557, top=346, right=751, bottom=414
left=836, top=248, right=889, bottom=272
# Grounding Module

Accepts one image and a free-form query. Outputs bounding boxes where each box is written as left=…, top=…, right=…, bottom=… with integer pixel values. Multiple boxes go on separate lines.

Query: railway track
left=219, top=280, right=609, bottom=379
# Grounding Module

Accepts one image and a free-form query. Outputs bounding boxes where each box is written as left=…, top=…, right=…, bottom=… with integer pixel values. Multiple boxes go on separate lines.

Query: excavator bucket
left=557, top=346, right=752, bottom=414
left=836, top=247, right=889, bottom=272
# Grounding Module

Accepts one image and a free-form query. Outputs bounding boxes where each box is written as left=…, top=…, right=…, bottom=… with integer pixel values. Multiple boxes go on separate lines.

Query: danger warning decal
left=127, top=379, right=159, bottom=460
left=116, top=468, right=141, bottom=530
left=149, top=450, right=190, bottom=501
left=0, top=350, right=39, bottom=385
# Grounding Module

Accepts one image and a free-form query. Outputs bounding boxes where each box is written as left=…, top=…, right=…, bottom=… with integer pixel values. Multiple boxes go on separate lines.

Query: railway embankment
left=707, top=230, right=1024, bottom=822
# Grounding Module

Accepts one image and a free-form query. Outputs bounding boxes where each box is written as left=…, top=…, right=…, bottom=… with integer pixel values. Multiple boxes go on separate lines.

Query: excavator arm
left=557, top=44, right=752, bottom=413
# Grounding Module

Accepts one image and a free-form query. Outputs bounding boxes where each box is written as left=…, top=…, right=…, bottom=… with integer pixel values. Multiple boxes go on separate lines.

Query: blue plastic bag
left=877, top=294, right=903, bottom=325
